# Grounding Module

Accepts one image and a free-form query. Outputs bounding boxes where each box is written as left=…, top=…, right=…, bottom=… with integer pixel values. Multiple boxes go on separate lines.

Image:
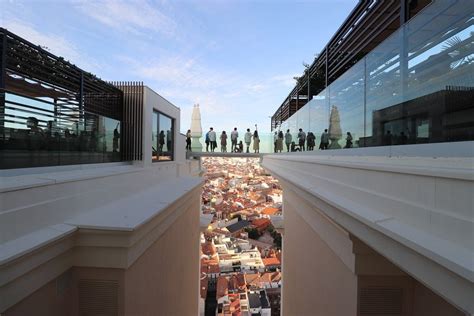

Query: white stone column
left=190, top=104, right=203, bottom=152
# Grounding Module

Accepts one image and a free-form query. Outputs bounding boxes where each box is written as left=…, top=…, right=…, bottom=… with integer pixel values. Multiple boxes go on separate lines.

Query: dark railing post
left=0, top=31, right=7, bottom=135
left=79, top=71, right=85, bottom=130
left=307, top=75, right=312, bottom=102
left=325, top=47, right=329, bottom=88
left=399, top=0, right=410, bottom=142
left=400, top=0, right=409, bottom=102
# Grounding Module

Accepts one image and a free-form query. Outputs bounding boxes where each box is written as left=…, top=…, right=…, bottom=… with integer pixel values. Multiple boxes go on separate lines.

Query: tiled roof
left=262, top=207, right=279, bottom=215
left=262, top=257, right=280, bottom=267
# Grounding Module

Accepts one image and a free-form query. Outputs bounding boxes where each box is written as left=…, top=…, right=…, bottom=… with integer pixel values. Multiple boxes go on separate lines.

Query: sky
left=1, top=0, right=356, bottom=133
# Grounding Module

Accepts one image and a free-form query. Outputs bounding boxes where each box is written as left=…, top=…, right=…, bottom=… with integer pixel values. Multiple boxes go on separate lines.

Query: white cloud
left=74, top=0, right=176, bottom=37
left=117, top=55, right=295, bottom=132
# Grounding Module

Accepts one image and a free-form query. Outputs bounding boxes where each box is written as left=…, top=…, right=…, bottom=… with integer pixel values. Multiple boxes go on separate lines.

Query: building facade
left=0, top=29, right=202, bottom=315
left=266, top=1, right=473, bottom=315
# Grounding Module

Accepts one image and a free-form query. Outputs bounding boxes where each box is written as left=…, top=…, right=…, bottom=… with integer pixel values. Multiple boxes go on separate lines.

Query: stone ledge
left=0, top=182, right=202, bottom=312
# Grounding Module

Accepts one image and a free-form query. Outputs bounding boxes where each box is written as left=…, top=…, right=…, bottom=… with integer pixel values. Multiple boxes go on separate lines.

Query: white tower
left=190, top=104, right=203, bottom=151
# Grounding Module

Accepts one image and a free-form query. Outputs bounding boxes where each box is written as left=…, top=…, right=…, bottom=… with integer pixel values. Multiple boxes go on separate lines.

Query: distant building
left=248, top=290, right=271, bottom=316
left=225, top=219, right=251, bottom=237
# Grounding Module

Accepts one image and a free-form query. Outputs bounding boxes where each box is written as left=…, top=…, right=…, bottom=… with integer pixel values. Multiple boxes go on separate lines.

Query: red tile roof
left=217, top=276, right=229, bottom=299
left=262, top=207, right=279, bottom=215
left=262, top=257, right=281, bottom=267
left=252, top=218, right=271, bottom=230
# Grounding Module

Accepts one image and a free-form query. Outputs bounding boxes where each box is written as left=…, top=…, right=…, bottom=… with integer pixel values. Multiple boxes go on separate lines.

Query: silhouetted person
left=113, top=123, right=120, bottom=152
left=273, top=131, right=278, bottom=153
left=231, top=127, right=239, bottom=152
left=298, top=128, right=306, bottom=151
left=253, top=130, right=260, bottom=153
left=276, top=130, right=284, bottom=153
left=400, top=131, right=408, bottom=145
left=186, top=129, right=192, bottom=151
left=220, top=131, right=227, bottom=152
left=208, top=127, right=217, bottom=152
left=159, top=130, right=165, bottom=153
left=285, top=129, right=292, bottom=152
left=320, top=129, right=329, bottom=150
left=237, top=141, right=244, bottom=153
left=244, top=128, right=252, bottom=153
left=307, top=132, right=315, bottom=151
left=345, top=132, right=353, bottom=148
left=205, top=130, right=210, bottom=152
left=383, top=130, right=392, bottom=146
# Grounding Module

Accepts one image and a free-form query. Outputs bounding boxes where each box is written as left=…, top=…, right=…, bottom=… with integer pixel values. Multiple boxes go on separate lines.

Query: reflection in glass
left=152, top=111, right=174, bottom=161
left=280, top=0, right=474, bottom=150
left=1, top=88, right=123, bottom=168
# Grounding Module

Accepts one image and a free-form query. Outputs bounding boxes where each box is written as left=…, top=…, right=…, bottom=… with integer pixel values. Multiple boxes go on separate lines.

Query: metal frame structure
left=0, top=28, right=140, bottom=168
left=0, top=27, right=123, bottom=121
left=112, top=82, right=144, bottom=161
left=271, top=0, right=431, bottom=130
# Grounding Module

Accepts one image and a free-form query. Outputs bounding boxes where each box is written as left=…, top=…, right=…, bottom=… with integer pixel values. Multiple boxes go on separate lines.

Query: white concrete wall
left=0, top=159, right=202, bottom=313
left=262, top=142, right=474, bottom=315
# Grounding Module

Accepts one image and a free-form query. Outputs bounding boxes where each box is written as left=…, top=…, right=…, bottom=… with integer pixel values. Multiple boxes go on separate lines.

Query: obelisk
left=190, top=104, right=203, bottom=152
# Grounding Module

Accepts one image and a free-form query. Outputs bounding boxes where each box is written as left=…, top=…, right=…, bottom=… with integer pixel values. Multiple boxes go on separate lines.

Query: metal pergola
left=271, top=0, right=431, bottom=130
left=0, top=27, right=123, bottom=121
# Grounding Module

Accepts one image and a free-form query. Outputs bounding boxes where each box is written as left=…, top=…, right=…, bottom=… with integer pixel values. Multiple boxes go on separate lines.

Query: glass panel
left=366, top=0, right=474, bottom=146
left=329, top=62, right=365, bottom=149
left=104, top=118, right=121, bottom=162
left=1, top=92, right=60, bottom=168
left=1, top=77, right=123, bottom=169
left=309, top=88, right=329, bottom=149
left=157, top=112, right=174, bottom=161
left=404, top=0, right=474, bottom=143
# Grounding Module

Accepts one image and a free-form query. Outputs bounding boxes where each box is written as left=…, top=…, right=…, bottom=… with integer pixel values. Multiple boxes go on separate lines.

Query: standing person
left=285, top=129, right=292, bottom=152
left=320, top=129, right=329, bottom=150
left=276, top=130, right=284, bottom=153
left=244, top=128, right=252, bottom=153
left=307, top=132, right=315, bottom=151
left=298, top=128, right=306, bottom=151
left=273, top=131, right=278, bottom=153
left=220, top=131, right=228, bottom=152
left=231, top=127, right=239, bottom=152
left=113, top=123, right=120, bottom=153
left=205, top=130, right=210, bottom=152
left=345, top=132, right=353, bottom=148
left=208, top=127, right=217, bottom=152
left=186, top=129, right=192, bottom=151
left=159, top=130, right=165, bottom=153
left=253, top=130, right=260, bottom=153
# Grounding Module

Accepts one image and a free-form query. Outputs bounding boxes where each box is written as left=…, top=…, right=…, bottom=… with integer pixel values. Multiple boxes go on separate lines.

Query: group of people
left=201, top=126, right=260, bottom=153
left=274, top=128, right=353, bottom=152
left=185, top=126, right=354, bottom=153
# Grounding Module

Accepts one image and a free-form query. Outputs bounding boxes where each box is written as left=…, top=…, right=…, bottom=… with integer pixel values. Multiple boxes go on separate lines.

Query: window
left=152, top=111, right=174, bottom=162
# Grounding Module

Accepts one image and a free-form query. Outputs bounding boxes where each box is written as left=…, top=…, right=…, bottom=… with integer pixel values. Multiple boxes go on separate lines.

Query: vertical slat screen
left=110, top=81, right=143, bottom=161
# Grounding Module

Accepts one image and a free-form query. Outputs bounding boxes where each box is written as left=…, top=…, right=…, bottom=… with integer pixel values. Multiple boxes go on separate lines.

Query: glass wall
left=0, top=29, right=123, bottom=169
left=152, top=110, right=174, bottom=161
left=276, top=0, right=474, bottom=149
left=0, top=91, right=121, bottom=169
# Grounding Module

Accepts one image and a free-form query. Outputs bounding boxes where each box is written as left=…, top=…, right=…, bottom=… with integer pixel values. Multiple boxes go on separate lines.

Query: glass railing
left=276, top=0, right=474, bottom=149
